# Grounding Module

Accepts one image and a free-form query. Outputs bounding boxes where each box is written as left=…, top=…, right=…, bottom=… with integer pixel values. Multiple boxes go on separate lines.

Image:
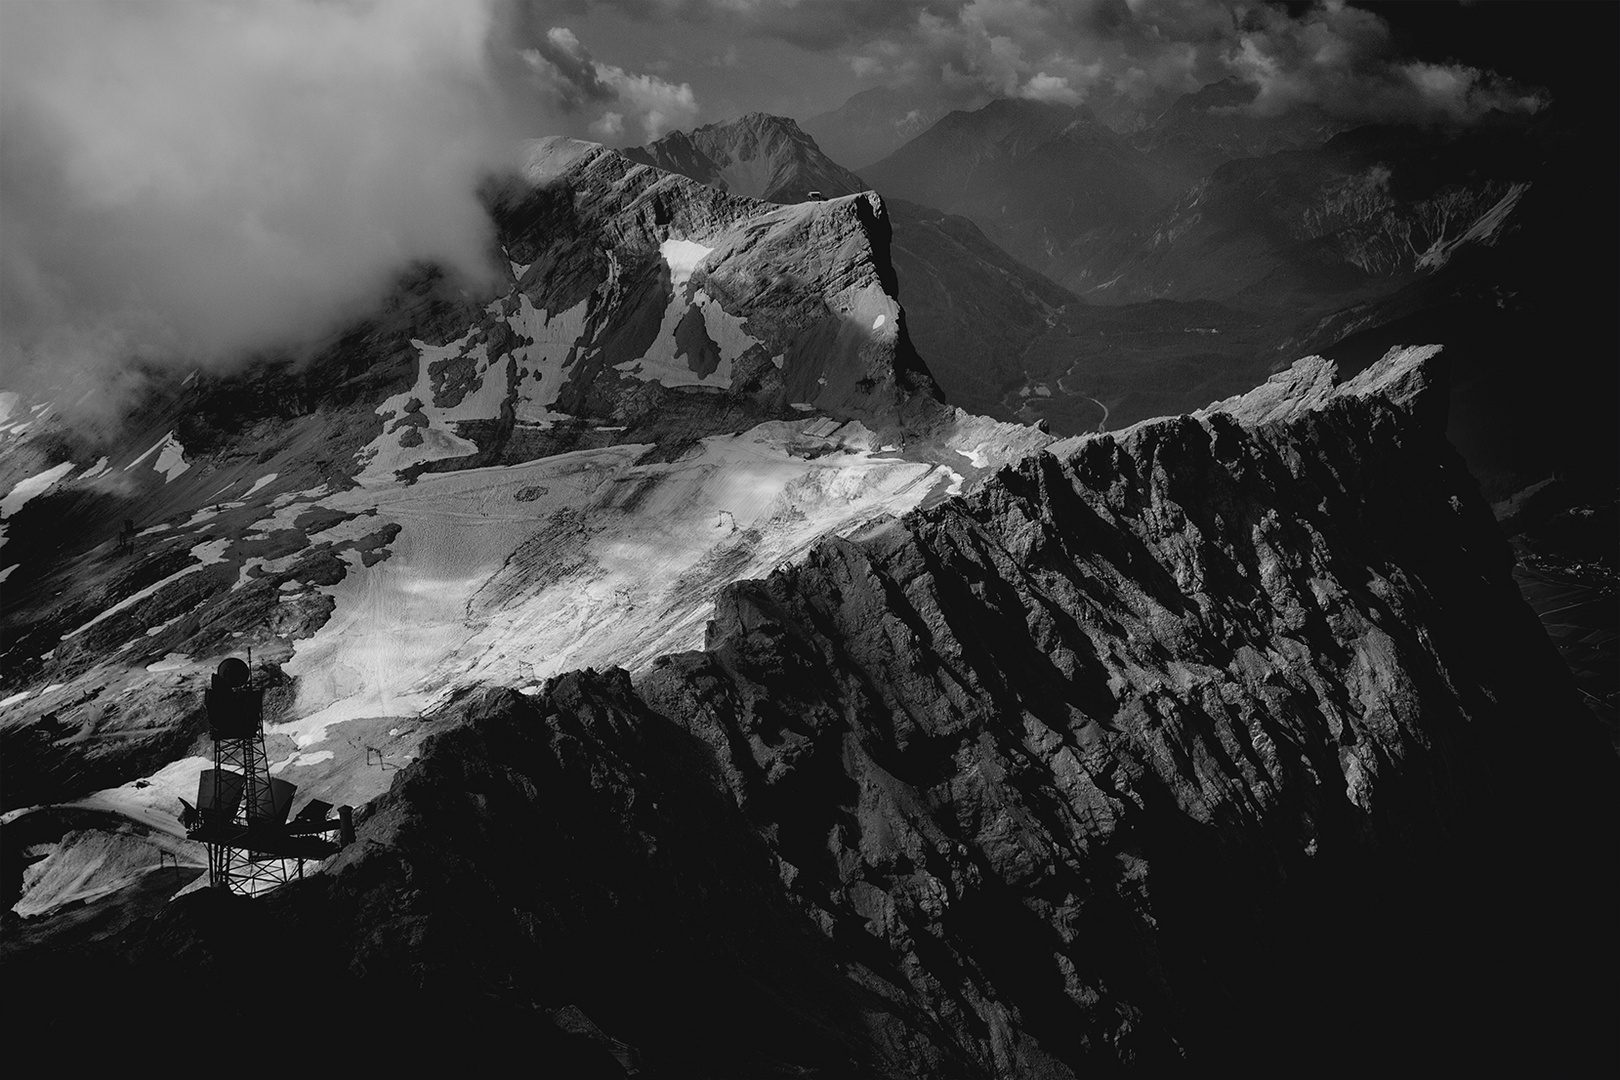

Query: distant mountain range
left=638, top=98, right=1615, bottom=733
left=800, top=84, right=958, bottom=172
left=843, top=88, right=1613, bottom=500
left=3, top=70, right=1615, bottom=1076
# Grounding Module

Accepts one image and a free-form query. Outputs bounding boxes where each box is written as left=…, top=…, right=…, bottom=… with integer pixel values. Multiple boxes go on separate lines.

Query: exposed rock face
left=622, top=113, right=870, bottom=205
left=469, top=135, right=944, bottom=458
left=21, top=346, right=1611, bottom=1075
left=2, top=135, right=1067, bottom=930
left=628, top=113, right=1085, bottom=427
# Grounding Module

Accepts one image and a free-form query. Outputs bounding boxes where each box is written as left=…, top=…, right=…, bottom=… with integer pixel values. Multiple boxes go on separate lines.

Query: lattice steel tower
left=184, top=657, right=351, bottom=895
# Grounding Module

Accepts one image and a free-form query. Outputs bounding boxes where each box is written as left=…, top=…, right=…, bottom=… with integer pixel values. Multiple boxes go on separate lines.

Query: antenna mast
left=186, top=656, right=352, bottom=895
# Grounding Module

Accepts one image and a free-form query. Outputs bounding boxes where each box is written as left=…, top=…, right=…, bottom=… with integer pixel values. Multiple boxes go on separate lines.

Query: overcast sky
left=0, top=1, right=1594, bottom=410
left=505, top=0, right=1558, bottom=140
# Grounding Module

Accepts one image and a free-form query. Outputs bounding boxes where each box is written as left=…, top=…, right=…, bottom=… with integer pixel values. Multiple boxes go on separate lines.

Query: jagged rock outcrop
left=623, top=113, right=870, bottom=204
left=627, top=113, right=1086, bottom=428
left=449, top=135, right=944, bottom=465
left=14, top=346, right=1612, bottom=1075
left=4, top=134, right=1071, bottom=933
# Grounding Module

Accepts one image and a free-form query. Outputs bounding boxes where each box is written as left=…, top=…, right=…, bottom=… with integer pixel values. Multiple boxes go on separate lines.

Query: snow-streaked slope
left=0, top=136, right=1057, bottom=922
left=281, top=417, right=953, bottom=749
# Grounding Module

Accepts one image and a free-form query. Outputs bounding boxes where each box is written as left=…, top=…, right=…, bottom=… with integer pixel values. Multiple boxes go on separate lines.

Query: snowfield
left=280, top=419, right=954, bottom=750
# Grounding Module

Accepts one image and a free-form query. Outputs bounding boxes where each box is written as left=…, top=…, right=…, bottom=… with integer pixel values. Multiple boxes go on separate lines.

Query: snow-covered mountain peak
left=0, top=138, right=1051, bottom=919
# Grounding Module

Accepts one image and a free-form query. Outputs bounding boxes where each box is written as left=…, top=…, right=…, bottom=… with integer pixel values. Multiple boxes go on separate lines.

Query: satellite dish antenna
left=189, top=652, right=350, bottom=894
left=216, top=657, right=250, bottom=688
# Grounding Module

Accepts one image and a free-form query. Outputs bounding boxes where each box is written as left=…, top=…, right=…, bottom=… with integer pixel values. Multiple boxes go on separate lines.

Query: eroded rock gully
left=15, top=347, right=1613, bottom=1076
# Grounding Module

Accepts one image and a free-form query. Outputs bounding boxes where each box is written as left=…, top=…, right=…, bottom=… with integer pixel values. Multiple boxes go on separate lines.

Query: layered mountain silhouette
left=802, top=84, right=959, bottom=172
left=850, top=87, right=1614, bottom=501
left=862, top=98, right=1188, bottom=279
left=2, top=79, right=1615, bottom=1078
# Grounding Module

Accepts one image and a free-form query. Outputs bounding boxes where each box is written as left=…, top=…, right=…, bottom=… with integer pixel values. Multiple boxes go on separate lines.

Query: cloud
left=1219, top=1, right=1547, bottom=123
left=0, top=0, right=531, bottom=414
left=594, top=63, right=700, bottom=140
left=520, top=24, right=700, bottom=141
left=685, top=0, right=1546, bottom=126
left=591, top=111, right=627, bottom=139
left=519, top=25, right=616, bottom=109
left=1020, top=72, right=1083, bottom=105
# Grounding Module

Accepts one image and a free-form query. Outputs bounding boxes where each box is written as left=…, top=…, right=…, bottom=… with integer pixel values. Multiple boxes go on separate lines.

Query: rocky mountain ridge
left=628, top=113, right=1085, bottom=424
left=0, top=136, right=1055, bottom=919
left=9, top=345, right=1614, bottom=1076
left=623, top=113, right=870, bottom=206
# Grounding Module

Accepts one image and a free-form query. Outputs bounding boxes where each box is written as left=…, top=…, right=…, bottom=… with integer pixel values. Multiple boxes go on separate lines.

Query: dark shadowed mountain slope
left=11, top=347, right=1613, bottom=1076
left=1133, top=76, right=1343, bottom=178
left=1070, top=114, right=1549, bottom=309
left=876, top=198, right=1074, bottom=419
left=861, top=99, right=1191, bottom=284
left=801, top=84, right=959, bottom=172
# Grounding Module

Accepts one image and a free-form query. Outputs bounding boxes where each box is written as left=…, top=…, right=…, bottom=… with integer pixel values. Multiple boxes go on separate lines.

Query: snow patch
left=270, top=749, right=334, bottom=774
left=77, top=755, right=214, bottom=824
left=61, top=538, right=230, bottom=640
left=872, top=314, right=886, bottom=330
left=278, top=424, right=949, bottom=756
left=1, top=689, right=32, bottom=709
left=661, top=238, right=713, bottom=287
left=955, top=446, right=991, bottom=469
left=614, top=285, right=758, bottom=391
left=509, top=293, right=590, bottom=427
left=154, top=434, right=190, bottom=481
left=126, top=432, right=190, bottom=480
left=1, top=461, right=75, bottom=518
left=245, top=472, right=279, bottom=498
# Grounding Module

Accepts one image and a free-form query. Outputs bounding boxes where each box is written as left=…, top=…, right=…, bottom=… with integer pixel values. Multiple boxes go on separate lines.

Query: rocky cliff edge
left=7, top=343, right=1613, bottom=1074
